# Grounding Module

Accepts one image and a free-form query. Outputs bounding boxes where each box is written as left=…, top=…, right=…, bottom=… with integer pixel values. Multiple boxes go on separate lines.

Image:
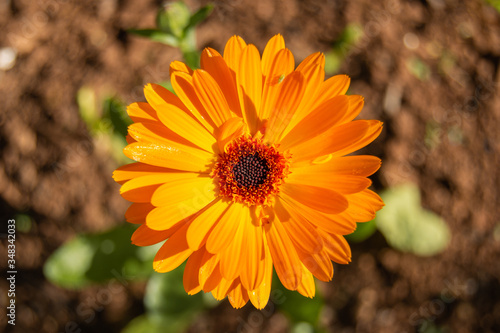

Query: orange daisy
left=113, top=34, right=384, bottom=309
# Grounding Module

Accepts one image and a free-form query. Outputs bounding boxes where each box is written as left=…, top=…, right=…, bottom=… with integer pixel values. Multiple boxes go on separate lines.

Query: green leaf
left=345, top=219, right=377, bottom=243
left=103, top=97, right=131, bottom=139
left=128, top=29, right=179, bottom=47
left=292, top=322, right=315, bottom=333
left=485, top=0, right=500, bottom=14
left=406, top=57, right=431, bottom=81
left=156, top=1, right=191, bottom=38
left=121, top=315, right=161, bottom=333
left=158, top=80, right=174, bottom=93
left=77, top=86, right=98, bottom=129
left=324, top=24, right=363, bottom=75
left=14, top=213, right=33, bottom=233
left=182, top=49, right=200, bottom=69
left=44, top=236, right=95, bottom=288
left=132, top=269, right=204, bottom=333
left=184, top=4, right=213, bottom=34
left=274, top=273, right=323, bottom=325
left=121, top=314, right=189, bottom=333
left=44, top=224, right=157, bottom=289
left=375, top=184, right=450, bottom=256
left=145, top=269, right=203, bottom=317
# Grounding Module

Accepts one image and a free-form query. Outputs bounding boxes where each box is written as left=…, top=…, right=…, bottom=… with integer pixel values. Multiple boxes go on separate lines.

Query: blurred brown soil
left=1, top=0, right=500, bottom=332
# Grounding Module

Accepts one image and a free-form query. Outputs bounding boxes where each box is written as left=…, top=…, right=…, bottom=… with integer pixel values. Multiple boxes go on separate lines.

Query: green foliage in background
left=43, top=225, right=214, bottom=332
left=375, top=184, right=450, bottom=256
left=14, top=213, right=33, bottom=233
left=77, top=86, right=132, bottom=164
left=48, top=2, right=454, bottom=331
left=44, top=224, right=155, bottom=288
left=406, top=57, right=431, bottom=81
left=346, top=183, right=450, bottom=257
left=485, top=0, right=500, bottom=13
left=273, top=274, right=327, bottom=333
left=324, top=24, right=364, bottom=75
left=128, top=1, right=213, bottom=69
left=345, top=219, right=377, bottom=243
left=122, top=266, right=211, bottom=333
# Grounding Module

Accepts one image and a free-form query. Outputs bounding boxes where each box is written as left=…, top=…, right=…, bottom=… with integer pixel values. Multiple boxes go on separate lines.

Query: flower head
left=113, top=34, right=384, bottom=309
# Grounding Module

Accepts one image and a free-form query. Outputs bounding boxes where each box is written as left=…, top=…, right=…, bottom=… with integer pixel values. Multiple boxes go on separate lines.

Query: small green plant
left=77, top=86, right=132, bottom=164
left=128, top=1, right=213, bottom=69
left=122, top=267, right=207, bottom=333
left=324, top=24, right=364, bottom=75
left=347, top=183, right=450, bottom=258
left=485, top=0, right=500, bottom=13
left=406, top=57, right=431, bottom=81
left=425, top=121, right=442, bottom=149
left=43, top=224, right=154, bottom=288
left=375, top=184, right=450, bottom=256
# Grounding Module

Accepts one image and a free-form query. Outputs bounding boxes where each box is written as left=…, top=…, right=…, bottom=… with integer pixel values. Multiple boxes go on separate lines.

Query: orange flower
left=113, top=34, right=384, bottom=309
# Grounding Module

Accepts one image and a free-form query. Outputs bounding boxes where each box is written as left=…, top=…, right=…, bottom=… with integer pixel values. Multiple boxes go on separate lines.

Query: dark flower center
left=212, top=136, right=290, bottom=205
left=232, top=154, right=270, bottom=188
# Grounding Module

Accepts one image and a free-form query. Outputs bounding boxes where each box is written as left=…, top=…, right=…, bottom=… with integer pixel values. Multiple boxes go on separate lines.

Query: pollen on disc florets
left=212, top=136, right=290, bottom=205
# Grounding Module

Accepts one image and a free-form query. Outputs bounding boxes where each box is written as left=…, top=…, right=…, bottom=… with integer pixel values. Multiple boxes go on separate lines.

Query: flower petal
left=186, top=200, right=230, bottom=250
left=318, top=229, right=352, bottom=264
left=170, top=60, right=193, bottom=76
left=120, top=173, right=199, bottom=203
left=296, top=263, right=315, bottom=298
left=183, top=248, right=205, bottom=295
left=281, top=183, right=348, bottom=214
left=228, top=279, right=250, bottom=309
left=339, top=95, right=364, bottom=124
left=310, top=74, right=350, bottom=109
left=146, top=191, right=216, bottom=231
left=223, top=35, right=247, bottom=78
left=264, top=216, right=302, bottom=290
left=280, top=95, right=349, bottom=149
left=150, top=175, right=215, bottom=207
left=358, top=189, right=385, bottom=211
left=237, top=44, right=262, bottom=135
left=287, top=170, right=372, bottom=194
left=211, top=276, right=235, bottom=300
left=171, top=71, right=217, bottom=133
left=289, top=120, right=370, bottom=163
left=248, top=237, right=273, bottom=309
left=131, top=224, right=178, bottom=246
left=264, top=71, right=306, bottom=143
left=124, top=141, right=213, bottom=172
left=219, top=213, right=248, bottom=280
left=198, top=251, right=221, bottom=292
left=201, top=47, right=242, bottom=117
left=144, top=83, right=216, bottom=152
left=261, top=34, right=285, bottom=76
left=293, top=155, right=382, bottom=177
left=260, top=48, right=295, bottom=120
left=127, top=122, right=195, bottom=147
left=274, top=198, right=324, bottom=254
left=240, top=220, right=265, bottom=291
left=113, top=163, right=176, bottom=184
left=344, top=189, right=384, bottom=222
left=125, top=202, right=155, bottom=224
left=193, top=69, right=233, bottom=127
left=330, top=120, right=383, bottom=158
left=215, top=117, right=247, bottom=153
left=127, top=102, right=159, bottom=123
left=153, top=222, right=194, bottom=272
left=283, top=52, right=325, bottom=135
left=296, top=248, right=333, bottom=282
left=206, top=203, right=246, bottom=254
left=280, top=194, right=356, bottom=235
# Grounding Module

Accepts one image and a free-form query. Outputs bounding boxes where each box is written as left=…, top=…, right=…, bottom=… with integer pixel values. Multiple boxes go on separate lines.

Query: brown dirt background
left=1, top=0, right=500, bottom=332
